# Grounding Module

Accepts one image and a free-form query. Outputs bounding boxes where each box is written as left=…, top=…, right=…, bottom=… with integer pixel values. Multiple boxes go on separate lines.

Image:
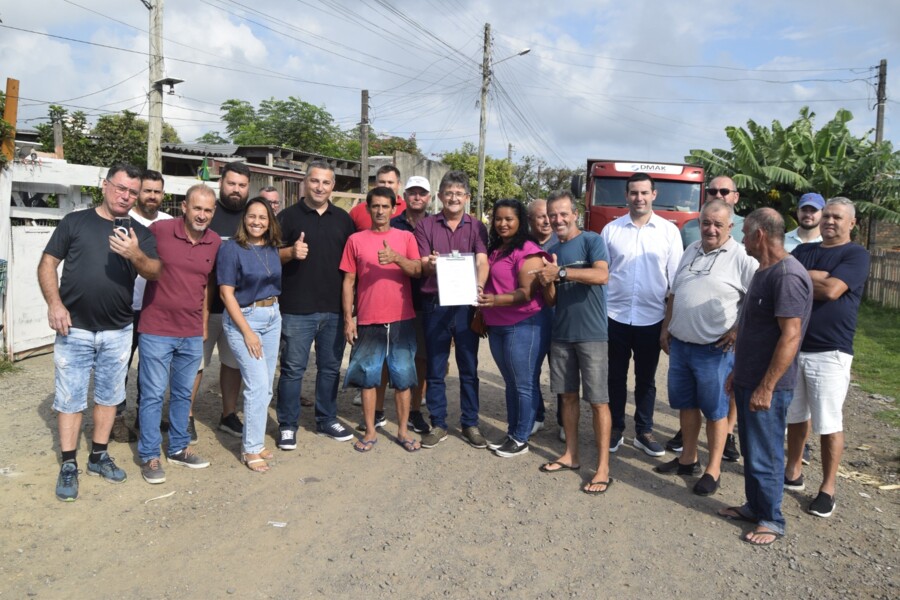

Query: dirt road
left=1, top=347, right=897, bottom=599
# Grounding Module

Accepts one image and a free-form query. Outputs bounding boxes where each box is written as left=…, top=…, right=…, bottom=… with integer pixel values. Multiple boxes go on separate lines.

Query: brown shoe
left=112, top=414, right=137, bottom=443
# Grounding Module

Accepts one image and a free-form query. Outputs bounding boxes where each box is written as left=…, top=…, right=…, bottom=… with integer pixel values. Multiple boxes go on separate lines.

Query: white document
left=436, top=253, right=478, bottom=306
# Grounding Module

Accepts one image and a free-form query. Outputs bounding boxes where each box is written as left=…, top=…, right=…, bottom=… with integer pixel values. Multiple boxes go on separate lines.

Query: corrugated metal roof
left=161, top=143, right=238, bottom=157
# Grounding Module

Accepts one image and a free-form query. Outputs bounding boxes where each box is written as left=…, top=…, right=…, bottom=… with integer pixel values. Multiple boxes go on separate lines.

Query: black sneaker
left=316, top=421, right=354, bottom=442
left=722, top=433, right=741, bottom=462
left=56, top=461, right=79, bottom=502
left=665, top=429, right=684, bottom=453
left=802, top=443, right=812, bottom=465
left=634, top=433, right=666, bottom=457
left=784, top=474, right=805, bottom=491
left=610, top=429, right=624, bottom=453
left=219, top=413, right=243, bottom=438
left=188, top=416, right=199, bottom=446
left=654, top=457, right=702, bottom=475
left=407, top=411, right=431, bottom=434
left=494, top=438, right=529, bottom=458
left=277, top=429, right=297, bottom=451
left=693, top=473, right=720, bottom=496
left=808, top=491, right=835, bottom=518
left=487, top=436, right=508, bottom=451
left=356, top=411, right=387, bottom=431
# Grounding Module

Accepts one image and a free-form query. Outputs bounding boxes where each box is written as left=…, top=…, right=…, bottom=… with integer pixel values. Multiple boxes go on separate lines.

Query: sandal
left=241, top=453, right=269, bottom=473
left=259, top=448, right=274, bottom=460
left=396, top=437, right=421, bottom=452
left=717, top=506, right=758, bottom=524
left=582, top=478, right=613, bottom=495
left=742, top=528, right=783, bottom=547
left=539, top=461, right=580, bottom=473
left=353, top=438, right=377, bottom=453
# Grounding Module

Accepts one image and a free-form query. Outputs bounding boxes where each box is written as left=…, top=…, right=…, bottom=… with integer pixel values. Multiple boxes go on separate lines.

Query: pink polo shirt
left=482, top=241, right=548, bottom=326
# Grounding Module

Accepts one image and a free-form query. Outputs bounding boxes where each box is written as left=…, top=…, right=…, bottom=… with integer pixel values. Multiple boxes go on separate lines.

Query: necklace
left=250, top=243, right=271, bottom=276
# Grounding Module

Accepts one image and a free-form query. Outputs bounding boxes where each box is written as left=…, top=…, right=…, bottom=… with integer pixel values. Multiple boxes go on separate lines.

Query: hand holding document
left=436, top=252, right=478, bottom=306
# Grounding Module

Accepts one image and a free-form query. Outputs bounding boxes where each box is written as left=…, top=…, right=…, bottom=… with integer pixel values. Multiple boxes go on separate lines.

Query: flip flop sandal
left=540, top=461, right=581, bottom=473
left=396, top=437, right=421, bottom=452
left=353, top=439, right=377, bottom=453
left=742, top=529, right=783, bottom=547
left=582, top=478, right=614, bottom=495
left=718, top=506, right=758, bottom=523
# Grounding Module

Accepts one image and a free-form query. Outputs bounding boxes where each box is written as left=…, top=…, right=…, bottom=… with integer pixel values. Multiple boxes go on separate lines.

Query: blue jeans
left=53, top=326, right=132, bottom=413
left=224, top=305, right=281, bottom=454
left=667, top=338, right=733, bottom=421
left=137, top=333, right=202, bottom=460
left=276, top=312, right=344, bottom=430
left=734, top=385, right=793, bottom=536
left=608, top=318, right=662, bottom=435
left=422, top=300, right=480, bottom=430
left=488, top=313, right=542, bottom=443
left=534, top=306, right=554, bottom=424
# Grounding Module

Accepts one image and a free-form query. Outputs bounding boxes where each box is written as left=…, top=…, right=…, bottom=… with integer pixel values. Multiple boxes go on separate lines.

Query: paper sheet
left=436, top=253, right=478, bottom=306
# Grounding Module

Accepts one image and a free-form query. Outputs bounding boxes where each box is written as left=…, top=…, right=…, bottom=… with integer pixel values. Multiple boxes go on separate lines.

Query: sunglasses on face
left=706, top=188, right=735, bottom=197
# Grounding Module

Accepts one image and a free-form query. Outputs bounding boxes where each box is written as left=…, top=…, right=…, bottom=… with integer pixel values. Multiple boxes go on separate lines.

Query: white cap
left=404, top=176, right=431, bottom=193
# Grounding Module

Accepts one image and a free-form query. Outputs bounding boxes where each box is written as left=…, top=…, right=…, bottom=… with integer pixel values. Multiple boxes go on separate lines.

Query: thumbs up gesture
left=378, top=239, right=399, bottom=265
left=292, top=231, right=308, bottom=260
left=532, top=253, right=560, bottom=286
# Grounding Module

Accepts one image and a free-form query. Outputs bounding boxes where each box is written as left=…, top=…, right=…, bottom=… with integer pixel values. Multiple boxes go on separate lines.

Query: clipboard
left=436, top=251, right=478, bottom=306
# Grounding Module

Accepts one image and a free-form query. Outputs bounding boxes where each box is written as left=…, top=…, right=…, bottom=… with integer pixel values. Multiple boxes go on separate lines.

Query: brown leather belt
left=251, top=296, right=277, bottom=307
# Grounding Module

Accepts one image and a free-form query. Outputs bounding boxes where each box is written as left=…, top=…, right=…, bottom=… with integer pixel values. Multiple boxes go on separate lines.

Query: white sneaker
left=352, top=391, right=362, bottom=406
left=531, top=420, right=545, bottom=435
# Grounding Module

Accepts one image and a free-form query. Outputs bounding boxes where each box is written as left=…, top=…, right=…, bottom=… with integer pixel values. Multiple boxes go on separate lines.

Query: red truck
left=573, top=160, right=706, bottom=234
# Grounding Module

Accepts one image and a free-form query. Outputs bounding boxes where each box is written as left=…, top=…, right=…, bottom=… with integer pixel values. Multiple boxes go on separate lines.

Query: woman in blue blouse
left=218, top=198, right=282, bottom=472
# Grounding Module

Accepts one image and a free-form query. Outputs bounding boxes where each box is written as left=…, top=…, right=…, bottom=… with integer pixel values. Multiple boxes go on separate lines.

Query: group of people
left=40, top=161, right=870, bottom=549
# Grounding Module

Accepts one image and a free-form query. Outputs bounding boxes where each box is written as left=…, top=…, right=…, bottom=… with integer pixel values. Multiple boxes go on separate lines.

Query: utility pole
left=866, top=58, right=887, bottom=250
left=476, top=23, right=491, bottom=221
left=52, top=118, right=64, bottom=159
left=360, top=89, right=369, bottom=193
left=1, top=78, right=18, bottom=162
left=146, top=0, right=164, bottom=172
left=507, top=143, right=513, bottom=163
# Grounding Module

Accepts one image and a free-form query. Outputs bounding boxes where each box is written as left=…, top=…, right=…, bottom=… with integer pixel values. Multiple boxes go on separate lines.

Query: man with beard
left=137, top=185, right=221, bottom=483
left=112, top=169, right=173, bottom=443
left=38, top=164, right=160, bottom=501
left=191, top=161, right=251, bottom=438
left=784, top=193, right=824, bottom=252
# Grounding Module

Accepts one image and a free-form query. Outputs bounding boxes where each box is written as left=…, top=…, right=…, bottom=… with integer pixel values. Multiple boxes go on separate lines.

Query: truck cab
left=574, top=160, right=705, bottom=234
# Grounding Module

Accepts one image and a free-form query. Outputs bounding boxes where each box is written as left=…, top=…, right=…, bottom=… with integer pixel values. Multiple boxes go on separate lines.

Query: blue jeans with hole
left=137, top=333, right=202, bottom=461
left=53, top=326, right=132, bottom=413
left=734, top=385, right=793, bottom=536
left=276, top=312, right=345, bottom=431
left=422, top=299, right=480, bottom=430
left=489, top=313, right=542, bottom=443
left=224, top=305, right=281, bottom=455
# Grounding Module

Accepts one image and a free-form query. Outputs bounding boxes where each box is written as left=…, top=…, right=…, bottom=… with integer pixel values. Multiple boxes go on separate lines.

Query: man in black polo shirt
left=275, top=160, right=356, bottom=450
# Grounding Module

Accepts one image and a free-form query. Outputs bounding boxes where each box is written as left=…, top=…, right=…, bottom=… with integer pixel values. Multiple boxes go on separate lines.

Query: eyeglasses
left=442, top=191, right=469, bottom=200
left=706, top=188, right=735, bottom=197
left=106, top=179, right=140, bottom=200
left=688, top=248, right=721, bottom=275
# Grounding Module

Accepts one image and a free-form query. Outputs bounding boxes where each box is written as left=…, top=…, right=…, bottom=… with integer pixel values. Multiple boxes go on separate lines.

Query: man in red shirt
left=348, top=165, right=407, bottom=231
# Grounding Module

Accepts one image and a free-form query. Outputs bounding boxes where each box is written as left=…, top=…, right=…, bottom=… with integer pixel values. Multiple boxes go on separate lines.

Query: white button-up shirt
left=601, top=212, right=683, bottom=326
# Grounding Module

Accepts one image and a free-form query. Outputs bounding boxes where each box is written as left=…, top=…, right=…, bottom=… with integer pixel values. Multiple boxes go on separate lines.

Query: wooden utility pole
left=146, top=0, right=164, bottom=171
left=476, top=23, right=491, bottom=221
left=507, top=143, right=513, bottom=163
left=52, top=118, right=64, bottom=159
left=866, top=59, right=887, bottom=250
left=1, top=78, right=18, bottom=162
left=360, top=89, right=369, bottom=193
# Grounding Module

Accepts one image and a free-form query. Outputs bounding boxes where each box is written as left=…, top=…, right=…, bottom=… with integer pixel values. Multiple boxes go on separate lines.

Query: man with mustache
left=136, top=184, right=222, bottom=483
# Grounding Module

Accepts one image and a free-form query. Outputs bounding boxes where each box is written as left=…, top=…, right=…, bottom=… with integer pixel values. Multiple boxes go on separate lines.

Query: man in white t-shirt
left=112, top=169, right=172, bottom=443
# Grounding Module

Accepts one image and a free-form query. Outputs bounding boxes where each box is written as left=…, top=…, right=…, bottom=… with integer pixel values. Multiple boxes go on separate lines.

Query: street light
left=476, top=25, right=530, bottom=221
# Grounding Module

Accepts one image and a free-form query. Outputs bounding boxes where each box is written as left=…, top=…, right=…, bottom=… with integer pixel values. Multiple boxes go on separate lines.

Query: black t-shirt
left=43, top=208, right=158, bottom=331
left=278, top=200, right=354, bottom=314
left=208, top=200, right=245, bottom=314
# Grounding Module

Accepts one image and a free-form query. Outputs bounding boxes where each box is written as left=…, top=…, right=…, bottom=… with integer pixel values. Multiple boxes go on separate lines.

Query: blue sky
left=1, top=0, right=896, bottom=169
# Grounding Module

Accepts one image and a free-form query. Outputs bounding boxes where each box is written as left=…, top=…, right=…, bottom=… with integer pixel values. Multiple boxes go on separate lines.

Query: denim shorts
left=344, top=319, right=417, bottom=390
left=53, top=326, right=132, bottom=413
left=549, top=341, right=609, bottom=404
left=667, top=338, right=733, bottom=421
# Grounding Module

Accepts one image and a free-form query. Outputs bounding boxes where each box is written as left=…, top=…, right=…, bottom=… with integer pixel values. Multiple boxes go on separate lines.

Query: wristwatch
left=558, top=267, right=567, bottom=282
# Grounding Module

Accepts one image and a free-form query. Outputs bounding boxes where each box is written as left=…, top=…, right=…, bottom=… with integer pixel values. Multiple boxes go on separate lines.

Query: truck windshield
left=592, top=178, right=702, bottom=212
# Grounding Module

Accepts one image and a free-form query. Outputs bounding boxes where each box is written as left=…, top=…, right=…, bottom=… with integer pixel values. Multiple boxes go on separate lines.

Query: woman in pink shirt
left=477, top=199, right=550, bottom=458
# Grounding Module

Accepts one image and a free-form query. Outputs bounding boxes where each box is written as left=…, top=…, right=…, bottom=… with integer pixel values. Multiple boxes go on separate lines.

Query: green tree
left=220, top=96, right=348, bottom=157
left=340, top=127, right=420, bottom=159
left=686, top=107, right=899, bottom=224
left=441, top=142, right=521, bottom=213
left=195, top=131, right=230, bottom=144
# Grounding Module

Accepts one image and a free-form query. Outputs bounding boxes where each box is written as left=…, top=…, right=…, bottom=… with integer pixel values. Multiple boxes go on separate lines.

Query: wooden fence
left=866, top=249, right=900, bottom=309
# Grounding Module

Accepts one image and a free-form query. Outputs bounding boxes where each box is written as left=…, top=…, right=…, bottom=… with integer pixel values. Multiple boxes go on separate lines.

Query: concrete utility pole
left=475, top=23, right=491, bottom=221
left=866, top=58, right=887, bottom=250
left=360, top=89, right=369, bottom=193
left=146, top=0, right=164, bottom=171
left=52, top=118, right=64, bottom=159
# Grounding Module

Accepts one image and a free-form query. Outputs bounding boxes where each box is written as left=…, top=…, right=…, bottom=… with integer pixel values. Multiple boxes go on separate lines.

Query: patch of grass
left=853, top=300, right=900, bottom=427
left=0, top=356, right=21, bottom=377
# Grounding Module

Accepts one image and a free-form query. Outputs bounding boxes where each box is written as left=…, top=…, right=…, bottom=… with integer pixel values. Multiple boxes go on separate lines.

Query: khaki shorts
left=786, top=350, right=852, bottom=435
left=202, top=312, right=238, bottom=370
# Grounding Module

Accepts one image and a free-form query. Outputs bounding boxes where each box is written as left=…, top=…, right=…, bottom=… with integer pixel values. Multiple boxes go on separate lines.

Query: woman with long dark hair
left=477, top=199, right=550, bottom=457
left=218, top=198, right=283, bottom=472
